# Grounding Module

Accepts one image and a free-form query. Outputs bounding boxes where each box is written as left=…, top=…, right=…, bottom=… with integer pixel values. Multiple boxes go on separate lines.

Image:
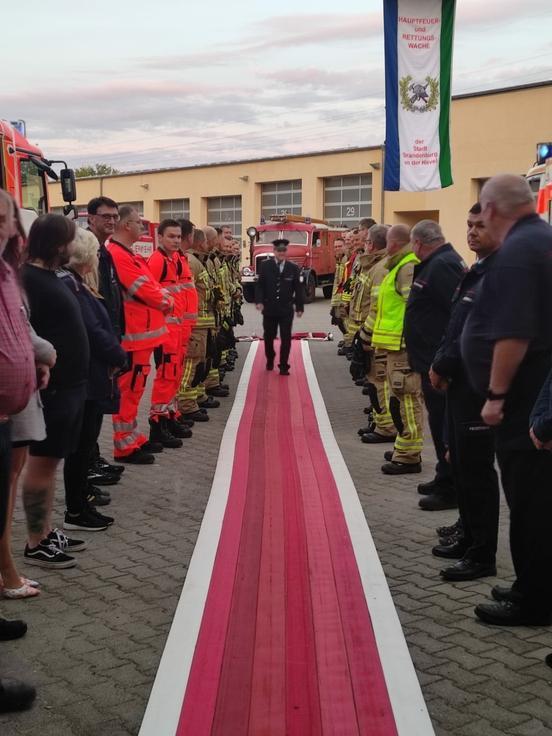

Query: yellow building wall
left=49, top=83, right=552, bottom=263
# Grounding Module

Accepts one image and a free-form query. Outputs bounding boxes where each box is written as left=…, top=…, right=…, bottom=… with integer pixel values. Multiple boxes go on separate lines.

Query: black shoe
left=0, top=678, right=36, bottom=713
left=491, top=585, right=523, bottom=604
left=223, top=363, right=235, bottom=372
left=88, top=507, right=114, bottom=526
left=381, top=461, right=421, bottom=475
left=279, top=365, right=290, bottom=376
left=438, top=531, right=465, bottom=547
left=440, top=559, right=496, bottom=581
left=96, top=456, right=125, bottom=475
left=418, top=478, right=454, bottom=496
left=219, top=383, right=229, bottom=390
left=419, top=493, right=457, bottom=511
left=24, top=541, right=76, bottom=569
left=0, top=619, right=27, bottom=641
left=266, top=360, right=274, bottom=371
left=183, top=410, right=210, bottom=422
left=436, top=518, right=463, bottom=538
left=86, top=482, right=110, bottom=499
left=47, top=528, right=87, bottom=553
left=119, top=448, right=155, bottom=464
left=63, top=511, right=108, bottom=532
left=207, top=386, right=230, bottom=397
left=167, top=418, right=193, bottom=439
left=198, top=396, right=220, bottom=409
left=87, top=486, right=111, bottom=506
left=362, top=432, right=396, bottom=444
left=432, top=540, right=468, bottom=559
left=474, top=600, right=552, bottom=627
left=355, top=378, right=365, bottom=387
left=176, top=415, right=194, bottom=428
left=357, top=425, right=373, bottom=436
left=362, top=386, right=372, bottom=396
left=337, top=347, right=349, bottom=356
left=86, top=470, right=120, bottom=486
left=384, top=450, right=394, bottom=462
left=363, top=406, right=372, bottom=414
left=141, top=441, right=163, bottom=454
left=149, top=418, right=183, bottom=448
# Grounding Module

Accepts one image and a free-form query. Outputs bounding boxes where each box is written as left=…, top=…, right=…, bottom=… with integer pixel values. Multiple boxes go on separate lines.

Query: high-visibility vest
left=107, top=240, right=170, bottom=351
left=372, top=252, right=419, bottom=351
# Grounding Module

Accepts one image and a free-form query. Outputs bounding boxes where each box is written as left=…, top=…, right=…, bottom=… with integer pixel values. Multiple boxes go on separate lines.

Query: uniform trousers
left=421, top=372, right=454, bottom=486
left=177, top=328, right=208, bottom=414
left=386, top=349, right=424, bottom=464
left=263, top=312, right=293, bottom=368
left=150, top=326, right=182, bottom=419
left=113, top=349, right=152, bottom=458
left=447, top=377, right=499, bottom=563
left=365, top=349, right=395, bottom=438
left=65, top=401, right=104, bottom=514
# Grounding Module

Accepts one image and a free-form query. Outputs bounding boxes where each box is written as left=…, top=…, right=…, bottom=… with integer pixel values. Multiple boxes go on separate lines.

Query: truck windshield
left=257, top=229, right=308, bottom=245
left=20, top=158, right=47, bottom=215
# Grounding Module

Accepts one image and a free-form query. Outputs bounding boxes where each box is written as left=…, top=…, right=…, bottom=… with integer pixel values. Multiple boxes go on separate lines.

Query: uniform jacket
left=432, top=253, right=497, bottom=380
left=359, top=257, right=389, bottom=344
left=177, top=251, right=198, bottom=328
left=148, top=248, right=186, bottom=326
left=331, top=255, right=348, bottom=307
left=89, top=229, right=125, bottom=341
left=186, top=250, right=216, bottom=329
left=107, top=239, right=170, bottom=351
left=59, top=269, right=127, bottom=413
left=349, top=250, right=387, bottom=322
left=255, top=258, right=305, bottom=316
left=404, top=243, right=466, bottom=373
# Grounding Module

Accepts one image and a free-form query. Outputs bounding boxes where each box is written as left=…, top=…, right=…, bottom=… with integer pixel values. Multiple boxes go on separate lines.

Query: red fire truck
left=0, top=119, right=76, bottom=229
left=242, top=215, right=345, bottom=303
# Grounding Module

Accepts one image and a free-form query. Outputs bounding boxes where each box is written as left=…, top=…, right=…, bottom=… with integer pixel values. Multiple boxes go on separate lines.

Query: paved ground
left=1, top=296, right=551, bottom=735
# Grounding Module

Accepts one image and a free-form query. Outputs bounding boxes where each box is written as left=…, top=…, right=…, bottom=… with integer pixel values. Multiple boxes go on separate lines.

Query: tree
left=74, top=163, right=120, bottom=178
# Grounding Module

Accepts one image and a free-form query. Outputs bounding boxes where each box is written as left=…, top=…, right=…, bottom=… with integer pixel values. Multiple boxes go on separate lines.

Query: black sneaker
left=63, top=511, right=108, bottom=532
left=87, top=482, right=110, bottom=499
left=47, top=528, right=87, bottom=553
left=119, top=448, right=155, bottom=464
left=24, top=541, right=76, bottom=569
left=87, top=486, right=111, bottom=506
left=87, top=469, right=120, bottom=486
left=436, top=518, right=463, bottom=537
left=89, top=508, right=114, bottom=526
left=96, top=456, right=125, bottom=475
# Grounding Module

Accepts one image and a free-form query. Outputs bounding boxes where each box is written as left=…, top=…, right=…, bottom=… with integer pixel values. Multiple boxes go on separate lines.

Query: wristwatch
left=486, top=389, right=508, bottom=401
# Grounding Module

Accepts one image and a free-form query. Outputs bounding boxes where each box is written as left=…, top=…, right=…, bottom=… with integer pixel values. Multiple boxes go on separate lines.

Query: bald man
left=462, top=174, right=552, bottom=627
left=370, top=225, right=424, bottom=474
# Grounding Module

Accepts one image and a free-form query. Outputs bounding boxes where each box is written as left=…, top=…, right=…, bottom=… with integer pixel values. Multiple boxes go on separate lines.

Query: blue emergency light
left=537, top=142, right=552, bottom=165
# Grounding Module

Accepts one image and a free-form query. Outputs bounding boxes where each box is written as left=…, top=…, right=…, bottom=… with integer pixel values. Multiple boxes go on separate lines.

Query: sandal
left=3, top=582, right=41, bottom=599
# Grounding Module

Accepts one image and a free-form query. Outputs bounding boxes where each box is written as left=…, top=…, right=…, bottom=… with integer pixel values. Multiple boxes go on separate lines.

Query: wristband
left=486, top=389, right=508, bottom=401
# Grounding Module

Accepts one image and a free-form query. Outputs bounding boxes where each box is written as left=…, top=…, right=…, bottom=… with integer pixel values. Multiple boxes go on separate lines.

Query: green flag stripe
left=439, top=0, right=455, bottom=187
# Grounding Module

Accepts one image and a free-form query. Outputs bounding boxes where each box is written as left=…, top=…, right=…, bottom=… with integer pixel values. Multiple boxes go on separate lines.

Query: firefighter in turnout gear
left=202, top=226, right=226, bottom=401
left=370, top=224, right=424, bottom=475
left=339, top=231, right=365, bottom=355
left=147, top=219, right=194, bottom=447
left=176, top=228, right=216, bottom=421
left=108, top=207, right=174, bottom=464
left=330, top=236, right=349, bottom=337
left=354, top=225, right=397, bottom=443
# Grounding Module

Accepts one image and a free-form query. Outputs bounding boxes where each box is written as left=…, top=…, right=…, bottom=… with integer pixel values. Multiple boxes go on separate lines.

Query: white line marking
left=301, top=341, right=435, bottom=736
left=139, top=341, right=259, bottom=736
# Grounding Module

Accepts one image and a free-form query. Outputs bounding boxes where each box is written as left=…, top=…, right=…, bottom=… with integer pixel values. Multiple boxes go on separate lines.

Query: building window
left=207, top=195, right=242, bottom=237
left=323, top=174, right=372, bottom=227
left=261, top=179, right=302, bottom=219
left=119, top=201, right=144, bottom=215
left=159, top=198, right=190, bottom=220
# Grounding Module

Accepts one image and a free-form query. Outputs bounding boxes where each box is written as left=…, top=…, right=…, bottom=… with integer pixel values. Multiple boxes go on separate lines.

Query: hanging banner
left=384, top=0, right=456, bottom=191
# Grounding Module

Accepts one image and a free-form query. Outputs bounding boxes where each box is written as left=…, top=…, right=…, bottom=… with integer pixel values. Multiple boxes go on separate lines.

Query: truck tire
left=243, top=284, right=255, bottom=303
left=304, top=274, right=316, bottom=304
left=322, top=285, right=333, bottom=299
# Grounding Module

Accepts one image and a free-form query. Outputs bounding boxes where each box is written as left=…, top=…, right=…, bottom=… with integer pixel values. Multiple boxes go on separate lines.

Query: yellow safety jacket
left=349, top=250, right=387, bottom=322
left=372, top=250, right=419, bottom=351
left=187, top=250, right=216, bottom=329
left=331, top=255, right=348, bottom=307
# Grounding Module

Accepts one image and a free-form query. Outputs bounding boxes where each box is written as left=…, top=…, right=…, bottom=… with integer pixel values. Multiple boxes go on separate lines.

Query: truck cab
left=0, top=119, right=76, bottom=231
left=242, top=215, right=344, bottom=303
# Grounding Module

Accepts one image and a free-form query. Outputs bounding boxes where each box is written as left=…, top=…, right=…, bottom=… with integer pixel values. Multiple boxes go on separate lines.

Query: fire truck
left=242, top=215, right=345, bottom=303
left=0, top=119, right=76, bottom=229
left=527, top=142, right=552, bottom=225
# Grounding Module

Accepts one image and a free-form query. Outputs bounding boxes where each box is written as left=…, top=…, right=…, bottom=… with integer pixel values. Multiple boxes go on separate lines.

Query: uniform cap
left=272, top=238, right=289, bottom=251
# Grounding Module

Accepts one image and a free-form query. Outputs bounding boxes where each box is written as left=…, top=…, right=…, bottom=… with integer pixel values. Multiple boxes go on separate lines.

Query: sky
left=2, top=0, right=551, bottom=172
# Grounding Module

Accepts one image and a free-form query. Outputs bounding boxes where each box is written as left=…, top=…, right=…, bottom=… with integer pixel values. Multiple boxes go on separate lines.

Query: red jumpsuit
left=108, top=239, right=172, bottom=458
left=147, top=247, right=185, bottom=420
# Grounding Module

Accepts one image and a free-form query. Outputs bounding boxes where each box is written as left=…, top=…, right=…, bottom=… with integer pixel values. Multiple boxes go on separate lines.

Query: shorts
left=29, top=385, right=86, bottom=459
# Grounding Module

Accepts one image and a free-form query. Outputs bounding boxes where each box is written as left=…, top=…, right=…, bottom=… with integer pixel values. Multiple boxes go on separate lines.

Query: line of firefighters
left=330, top=219, right=466, bottom=510
left=103, top=207, right=243, bottom=464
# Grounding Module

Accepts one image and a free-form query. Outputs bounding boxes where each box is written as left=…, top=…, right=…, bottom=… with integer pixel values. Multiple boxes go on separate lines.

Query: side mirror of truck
left=60, top=168, right=77, bottom=203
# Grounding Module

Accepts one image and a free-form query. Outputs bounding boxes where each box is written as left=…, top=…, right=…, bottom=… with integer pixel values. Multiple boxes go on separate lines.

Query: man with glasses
left=108, top=207, right=174, bottom=464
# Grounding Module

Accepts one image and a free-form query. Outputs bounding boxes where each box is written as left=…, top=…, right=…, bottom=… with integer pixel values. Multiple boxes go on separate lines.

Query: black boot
left=167, top=418, right=192, bottom=439
left=149, top=417, right=183, bottom=448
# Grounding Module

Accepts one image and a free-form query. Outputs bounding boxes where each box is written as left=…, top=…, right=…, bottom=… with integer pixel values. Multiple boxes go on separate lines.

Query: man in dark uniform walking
left=255, top=239, right=304, bottom=375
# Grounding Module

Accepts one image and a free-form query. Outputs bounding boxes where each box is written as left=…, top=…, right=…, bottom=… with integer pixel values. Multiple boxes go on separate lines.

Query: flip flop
left=2, top=582, right=41, bottom=599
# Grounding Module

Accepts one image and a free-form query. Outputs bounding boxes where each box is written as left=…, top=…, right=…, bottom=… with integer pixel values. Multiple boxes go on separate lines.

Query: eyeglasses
left=95, top=213, right=120, bottom=222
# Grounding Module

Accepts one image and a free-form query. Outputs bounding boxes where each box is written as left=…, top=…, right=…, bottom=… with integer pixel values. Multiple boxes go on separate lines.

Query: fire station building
left=49, top=80, right=552, bottom=262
